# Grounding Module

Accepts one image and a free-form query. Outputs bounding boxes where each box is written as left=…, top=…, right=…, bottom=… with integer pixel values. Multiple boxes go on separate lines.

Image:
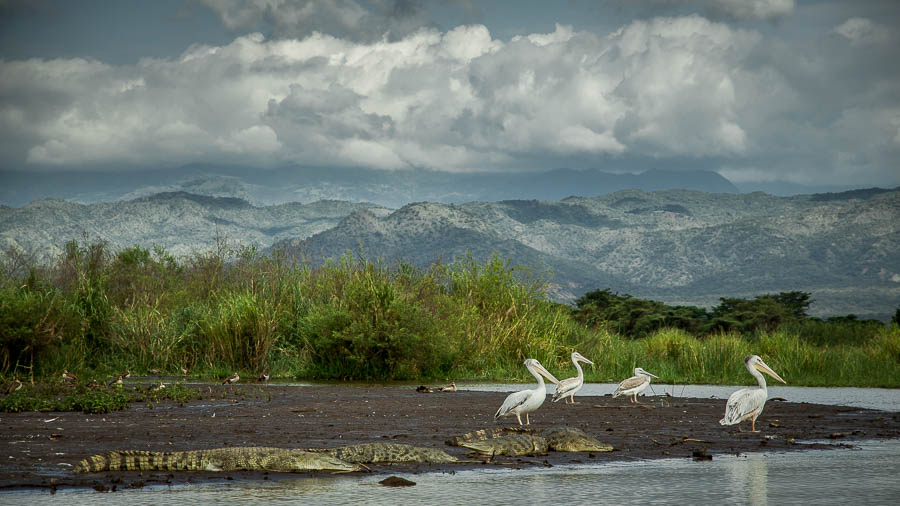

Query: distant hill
left=0, top=166, right=738, bottom=208
left=0, top=192, right=384, bottom=261
left=2, top=187, right=897, bottom=320
left=274, top=188, right=900, bottom=320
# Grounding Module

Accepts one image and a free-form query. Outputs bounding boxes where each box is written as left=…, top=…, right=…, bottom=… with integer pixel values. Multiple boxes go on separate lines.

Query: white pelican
left=720, top=355, right=786, bottom=432
left=551, top=352, right=594, bottom=404
left=494, top=359, right=560, bottom=425
left=612, top=367, right=659, bottom=403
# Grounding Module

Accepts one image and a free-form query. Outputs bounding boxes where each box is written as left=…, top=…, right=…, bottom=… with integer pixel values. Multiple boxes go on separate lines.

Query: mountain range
left=4, top=166, right=740, bottom=209
left=3, top=185, right=897, bottom=320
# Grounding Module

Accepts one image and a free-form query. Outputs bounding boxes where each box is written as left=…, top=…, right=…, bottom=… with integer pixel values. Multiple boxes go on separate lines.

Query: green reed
left=1, top=241, right=897, bottom=387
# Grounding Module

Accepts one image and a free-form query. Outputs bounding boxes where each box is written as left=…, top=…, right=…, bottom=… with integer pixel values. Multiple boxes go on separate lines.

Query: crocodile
left=313, top=443, right=459, bottom=464
left=447, top=426, right=613, bottom=456
left=74, top=447, right=359, bottom=473
left=540, top=426, right=613, bottom=453
left=457, top=433, right=550, bottom=457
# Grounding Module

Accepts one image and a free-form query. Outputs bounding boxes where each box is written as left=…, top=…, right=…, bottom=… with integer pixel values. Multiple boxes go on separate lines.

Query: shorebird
left=612, top=367, right=659, bottom=403
left=439, top=382, right=457, bottom=392
left=258, top=372, right=269, bottom=385
left=149, top=368, right=161, bottom=375
left=151, top=381, right=166, bottom=391
left=223, top=372, right=239, bottom=391
left=720, top=355, right=787, bottom=432
left=494, top=359, right=560, bottom=426
left=62, top=369, right=78, bottom=384
left=108, top=369, right=129, bottom=387
left=6, top=379, right=22, bottom=394
left=181, top=366, right=191, bottom=378
left=416, top=385, right=432, bottom=393
left=552, top=351, right=594, bottom=404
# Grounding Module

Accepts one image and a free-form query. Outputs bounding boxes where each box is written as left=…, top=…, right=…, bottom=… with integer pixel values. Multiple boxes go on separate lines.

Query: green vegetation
left=1, top=241, right=898, bottom=391
left=0, top=382, right=201, bottom=414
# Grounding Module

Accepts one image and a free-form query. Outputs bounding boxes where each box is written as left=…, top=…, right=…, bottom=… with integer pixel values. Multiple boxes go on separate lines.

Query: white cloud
left=835, top=17, right=894, bottom=47
left=707, top=0, right=794, bottom=20
left=0, top=14, right=898, bottom=188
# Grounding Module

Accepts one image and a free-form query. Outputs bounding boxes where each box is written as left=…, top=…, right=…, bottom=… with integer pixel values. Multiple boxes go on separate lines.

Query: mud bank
left=2, top=384, right=898, bottom=492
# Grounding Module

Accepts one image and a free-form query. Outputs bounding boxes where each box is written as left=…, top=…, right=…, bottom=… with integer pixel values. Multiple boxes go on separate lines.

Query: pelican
left=720, top=355, right=786, bottom=432
left=494, top=359, right=560, bottom=426
left=612, top=367, right=659, bottom=403
left=552, top=351, right=594, bottom=404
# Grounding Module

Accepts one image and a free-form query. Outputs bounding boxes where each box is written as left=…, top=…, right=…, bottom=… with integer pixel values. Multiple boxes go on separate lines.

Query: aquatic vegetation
left=0, top=241, right=897, bottom=387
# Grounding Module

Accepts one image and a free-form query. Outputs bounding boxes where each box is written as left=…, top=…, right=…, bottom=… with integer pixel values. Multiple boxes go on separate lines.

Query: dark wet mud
left=2, top=384, right=898, bottom=492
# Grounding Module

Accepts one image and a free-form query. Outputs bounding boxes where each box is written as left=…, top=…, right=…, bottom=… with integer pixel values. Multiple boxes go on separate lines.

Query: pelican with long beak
left=612, top=367, right=659, bottom=403
left=720, top=355, right=786, bottom=432
left=552, top=351, right=594, bottom=404
left=494, top=359, right=560, bottom=426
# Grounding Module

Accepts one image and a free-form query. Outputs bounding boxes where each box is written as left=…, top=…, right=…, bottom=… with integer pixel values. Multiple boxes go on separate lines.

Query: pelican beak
left=534, top=362, right=560, bottom=385
left=755, top=361, right=787, bottom=384
left=645, top=370, right=659, bottom=379
left=582, top=357, right=595, bottom=366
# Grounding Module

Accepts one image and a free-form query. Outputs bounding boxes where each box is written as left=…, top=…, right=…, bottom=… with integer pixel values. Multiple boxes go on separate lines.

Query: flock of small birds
left=2, top=367, right=271, bottom=396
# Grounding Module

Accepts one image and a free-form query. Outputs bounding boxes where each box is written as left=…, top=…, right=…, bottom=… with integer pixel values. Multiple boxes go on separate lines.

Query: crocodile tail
left=74, top=450, right=197, bottom=473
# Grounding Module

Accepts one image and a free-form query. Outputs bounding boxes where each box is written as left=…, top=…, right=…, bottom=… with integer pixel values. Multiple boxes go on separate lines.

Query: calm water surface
left=2, top=385, right=898, bottom=505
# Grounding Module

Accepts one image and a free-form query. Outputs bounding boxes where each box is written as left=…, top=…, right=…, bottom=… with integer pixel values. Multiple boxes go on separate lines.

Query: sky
left=1, top=0, right=898, bottom=191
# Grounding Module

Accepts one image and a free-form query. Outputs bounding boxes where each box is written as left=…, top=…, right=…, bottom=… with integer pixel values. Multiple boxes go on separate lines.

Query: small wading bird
left=258, top=372, right=269, bottom=385
left=494, top=359, right=560, bottom=426
left=6, top=379, right=22, bottom=394
left=62, top=369, right=78, bottom=384
left=439, top=382, right=457, bottom=392
left=552, top=351, right=594, bottom=404
left=108, top=369, right=130, bottom=387
left=613, top=367, right=659, bottom=403
left=720, top=355, right=787, bottom=433
left=223, top=372, right=240, bottom=391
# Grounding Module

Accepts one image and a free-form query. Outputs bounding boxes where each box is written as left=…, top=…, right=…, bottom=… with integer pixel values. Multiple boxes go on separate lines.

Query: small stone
left=379, top=476, right=416, bottom=487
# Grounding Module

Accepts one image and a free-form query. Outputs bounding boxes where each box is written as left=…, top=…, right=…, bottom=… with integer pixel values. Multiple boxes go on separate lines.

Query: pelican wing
left=495, top=390, right=531, bottom=419
left=612, top=375, right=644, bottom=396
left=551, top=377, right=582, bottom=402
left=719, top=388, right=768, bottom=425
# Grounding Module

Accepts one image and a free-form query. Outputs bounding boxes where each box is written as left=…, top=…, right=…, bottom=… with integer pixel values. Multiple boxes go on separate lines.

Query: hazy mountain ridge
left=275, top=189, right=900, bottom=319
left=0, top=192, right=384, bottom=262
left=2, top=186, right=898, bottom=319
left=1, top=167, right=739, bottom=208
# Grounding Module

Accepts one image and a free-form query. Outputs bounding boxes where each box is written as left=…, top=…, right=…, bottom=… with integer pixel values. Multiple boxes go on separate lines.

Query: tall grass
left=1, top=241, right=898, bottom=387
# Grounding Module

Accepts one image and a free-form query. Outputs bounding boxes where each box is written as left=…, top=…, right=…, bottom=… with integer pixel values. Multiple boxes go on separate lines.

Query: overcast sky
left=1, top=0, right=898, bottom=190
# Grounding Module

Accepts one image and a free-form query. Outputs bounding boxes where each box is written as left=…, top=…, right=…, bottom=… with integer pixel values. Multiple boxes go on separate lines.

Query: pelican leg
left=525, top=413, right=531, bottom=425
left=516, top=413, right=523, bottom=426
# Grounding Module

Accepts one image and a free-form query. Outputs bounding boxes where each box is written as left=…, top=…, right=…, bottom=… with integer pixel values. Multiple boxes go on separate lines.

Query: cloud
left=703, top=0, right=794, bottom=20
left=197, top=0, right=432, bottom=42
left=639, top=0, right=795, bottom=21
left=834, top=17, right=894, bottom=47
left=0, top=14, right=898, bottom=188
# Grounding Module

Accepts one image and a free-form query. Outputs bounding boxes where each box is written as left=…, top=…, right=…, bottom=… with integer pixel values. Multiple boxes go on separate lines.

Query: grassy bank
left=2, top=241, right=898, bottom=388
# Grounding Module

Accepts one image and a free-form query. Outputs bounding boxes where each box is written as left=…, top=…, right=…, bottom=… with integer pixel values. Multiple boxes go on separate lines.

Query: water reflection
left=724, top=453, right=768, bottom=505
left=9, top=440, right=898, bottom=505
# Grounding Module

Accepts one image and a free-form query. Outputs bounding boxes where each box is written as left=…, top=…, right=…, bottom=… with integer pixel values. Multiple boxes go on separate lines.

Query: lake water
left=3, top=385, right=899, bottom=505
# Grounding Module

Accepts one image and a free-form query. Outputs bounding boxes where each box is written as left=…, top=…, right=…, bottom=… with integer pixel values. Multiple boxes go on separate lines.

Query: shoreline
left=1, top=384, right=898, bottom=492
